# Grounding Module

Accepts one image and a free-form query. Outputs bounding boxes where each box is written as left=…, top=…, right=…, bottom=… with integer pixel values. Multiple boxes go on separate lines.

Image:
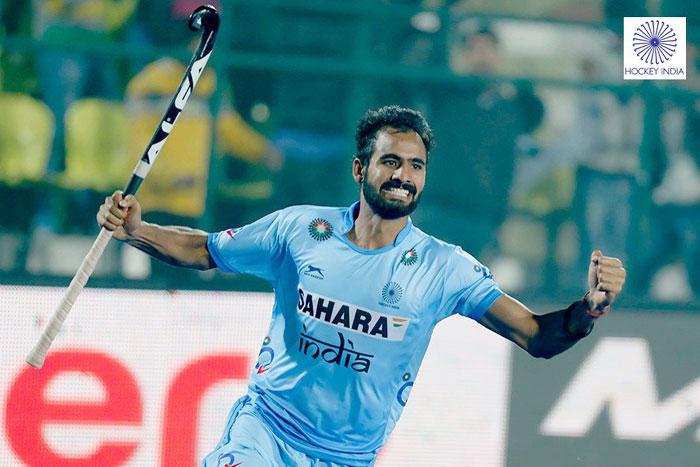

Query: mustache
left=380, top=180, right=417, bottom=196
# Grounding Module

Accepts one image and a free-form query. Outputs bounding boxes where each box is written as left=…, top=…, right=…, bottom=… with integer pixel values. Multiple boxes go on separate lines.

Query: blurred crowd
left=0, top=0, right=698, bottom=303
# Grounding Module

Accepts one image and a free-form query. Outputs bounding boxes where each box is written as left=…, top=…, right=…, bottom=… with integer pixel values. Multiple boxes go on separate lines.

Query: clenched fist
left=586, top=250, right=626, bottom=316
left=96, top=191, right=142, bottom=241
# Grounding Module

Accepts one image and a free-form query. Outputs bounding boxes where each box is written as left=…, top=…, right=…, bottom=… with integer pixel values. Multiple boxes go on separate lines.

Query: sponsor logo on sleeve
left=396, top=371, right=414, bottom=406
left=474, top=264, right=493, bottom=279
left=255, top=346, right=274, bottom=374
left=225, top=227, right=241, bottom=239
left=397, top=380, right=414, bottom=407
left=217, top=452, right=242, bottom=467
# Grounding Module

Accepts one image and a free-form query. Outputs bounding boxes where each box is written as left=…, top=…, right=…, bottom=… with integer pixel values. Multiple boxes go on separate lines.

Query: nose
left=392, top=165, right=409, bottom=182
left=388, top=165, right=418, bottom=195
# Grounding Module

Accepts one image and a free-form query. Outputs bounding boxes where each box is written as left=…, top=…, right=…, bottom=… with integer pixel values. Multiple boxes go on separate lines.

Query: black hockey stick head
left=189, top=5, right=220, bottom=33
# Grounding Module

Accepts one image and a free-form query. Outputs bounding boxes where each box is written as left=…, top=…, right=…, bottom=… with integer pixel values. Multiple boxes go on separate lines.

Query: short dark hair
left=355, top=105, right=434, bottom=166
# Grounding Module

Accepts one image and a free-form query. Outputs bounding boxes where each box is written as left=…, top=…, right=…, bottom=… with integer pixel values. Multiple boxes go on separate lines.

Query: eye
left=412, top=163, right=424, bottom=170
left=385, top=159, right=398, bottom=167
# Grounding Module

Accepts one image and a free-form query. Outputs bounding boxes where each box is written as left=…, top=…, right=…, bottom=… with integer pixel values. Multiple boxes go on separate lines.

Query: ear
left=352, top=157, right=364, bottom=184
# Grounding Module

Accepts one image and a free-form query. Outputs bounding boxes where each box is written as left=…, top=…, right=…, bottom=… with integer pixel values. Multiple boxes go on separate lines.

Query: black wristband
left=564, top=299, right=595, bottom=338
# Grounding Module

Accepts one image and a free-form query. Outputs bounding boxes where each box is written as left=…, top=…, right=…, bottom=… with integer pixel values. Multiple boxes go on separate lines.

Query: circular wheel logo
left=308, top=218, right=333, bottom=241
left=400, top=248, right=418, bottom=266
left=633, top=20, right=677, bottom=64
left=382, top=282, right=403, bottom=304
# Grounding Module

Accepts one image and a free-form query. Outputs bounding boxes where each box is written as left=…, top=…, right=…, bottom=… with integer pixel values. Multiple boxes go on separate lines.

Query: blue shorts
left=202, top=396, right=371, bottom=467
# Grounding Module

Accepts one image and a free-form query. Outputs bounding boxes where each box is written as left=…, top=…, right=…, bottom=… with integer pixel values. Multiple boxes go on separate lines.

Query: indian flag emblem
left=400, top=248, right=418, bottom=266
left=308, top=218, right=333, bottom=241
left=392, top=317, right=408, bottom=328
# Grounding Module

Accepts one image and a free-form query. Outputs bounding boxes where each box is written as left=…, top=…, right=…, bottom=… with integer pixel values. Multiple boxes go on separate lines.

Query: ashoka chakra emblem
left=633, top=20, right=677, bottom=65
left=308, top=218, right=333, bottom=241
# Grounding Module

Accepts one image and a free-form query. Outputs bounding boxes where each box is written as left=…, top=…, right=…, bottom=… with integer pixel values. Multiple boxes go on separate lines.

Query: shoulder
left=412, top=227, right=491, bottom=280
left=409, top=227, right=460, bottom=259
left=272, top=204, right=347, bottom=235
left=275, top=204, right=345, bottom=222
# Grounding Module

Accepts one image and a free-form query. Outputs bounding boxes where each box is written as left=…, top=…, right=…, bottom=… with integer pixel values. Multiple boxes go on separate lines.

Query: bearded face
left=362, top=177, right=421, bottom=220
left=353, top=127, right=428, bottom=220
left=357, top=129, right=427, bottom=220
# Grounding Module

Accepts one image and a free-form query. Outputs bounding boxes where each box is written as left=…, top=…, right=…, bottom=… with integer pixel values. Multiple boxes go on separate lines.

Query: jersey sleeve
left=207, top=209, right=288, bottom=284
left=441, top=247, right=503, bottom=321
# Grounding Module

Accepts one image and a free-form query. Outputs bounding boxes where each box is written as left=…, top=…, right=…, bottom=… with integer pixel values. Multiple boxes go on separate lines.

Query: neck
left=346, top=199, right=409, bottom=250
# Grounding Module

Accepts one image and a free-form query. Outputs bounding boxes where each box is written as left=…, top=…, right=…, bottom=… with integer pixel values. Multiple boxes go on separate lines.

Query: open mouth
left=382, top=187, right=412, bottom=201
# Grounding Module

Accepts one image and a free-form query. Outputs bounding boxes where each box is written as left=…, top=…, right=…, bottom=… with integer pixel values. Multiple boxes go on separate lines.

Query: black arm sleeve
left=529, top=299, right=594, bottom=359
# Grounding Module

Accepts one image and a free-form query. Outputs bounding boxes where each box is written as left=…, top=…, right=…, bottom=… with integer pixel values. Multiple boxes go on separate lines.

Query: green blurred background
left=0, top=0, right=698, bottom=309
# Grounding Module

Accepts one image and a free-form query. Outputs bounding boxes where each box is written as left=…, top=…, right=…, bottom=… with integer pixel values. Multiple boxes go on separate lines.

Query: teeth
left=387, top=188, right=409, bottom=197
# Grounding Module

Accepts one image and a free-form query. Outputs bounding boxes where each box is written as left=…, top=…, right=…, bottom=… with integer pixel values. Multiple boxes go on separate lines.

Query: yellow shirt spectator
left=126, top=58, right=278, bottom=218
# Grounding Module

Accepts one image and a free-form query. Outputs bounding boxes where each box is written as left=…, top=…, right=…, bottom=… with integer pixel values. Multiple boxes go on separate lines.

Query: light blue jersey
left=207, top=203, right=502, bottom=465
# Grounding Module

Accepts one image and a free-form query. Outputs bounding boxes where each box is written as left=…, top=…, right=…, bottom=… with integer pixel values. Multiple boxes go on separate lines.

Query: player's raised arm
left=478, top=251, right=626, bottom=358
left=97, top=191, right=215, bottom=270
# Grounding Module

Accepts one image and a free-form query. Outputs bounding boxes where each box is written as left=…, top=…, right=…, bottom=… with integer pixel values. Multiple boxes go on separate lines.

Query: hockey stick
left=26, top=5, right=220, bottom=368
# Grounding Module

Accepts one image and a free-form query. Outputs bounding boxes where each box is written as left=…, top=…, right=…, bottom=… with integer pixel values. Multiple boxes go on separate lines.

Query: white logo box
left=624, top=17, right=686, bottom=80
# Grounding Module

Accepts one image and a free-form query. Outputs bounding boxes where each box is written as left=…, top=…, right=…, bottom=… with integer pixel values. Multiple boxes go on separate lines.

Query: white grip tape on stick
left=26, top=227, right=114, bottom=368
